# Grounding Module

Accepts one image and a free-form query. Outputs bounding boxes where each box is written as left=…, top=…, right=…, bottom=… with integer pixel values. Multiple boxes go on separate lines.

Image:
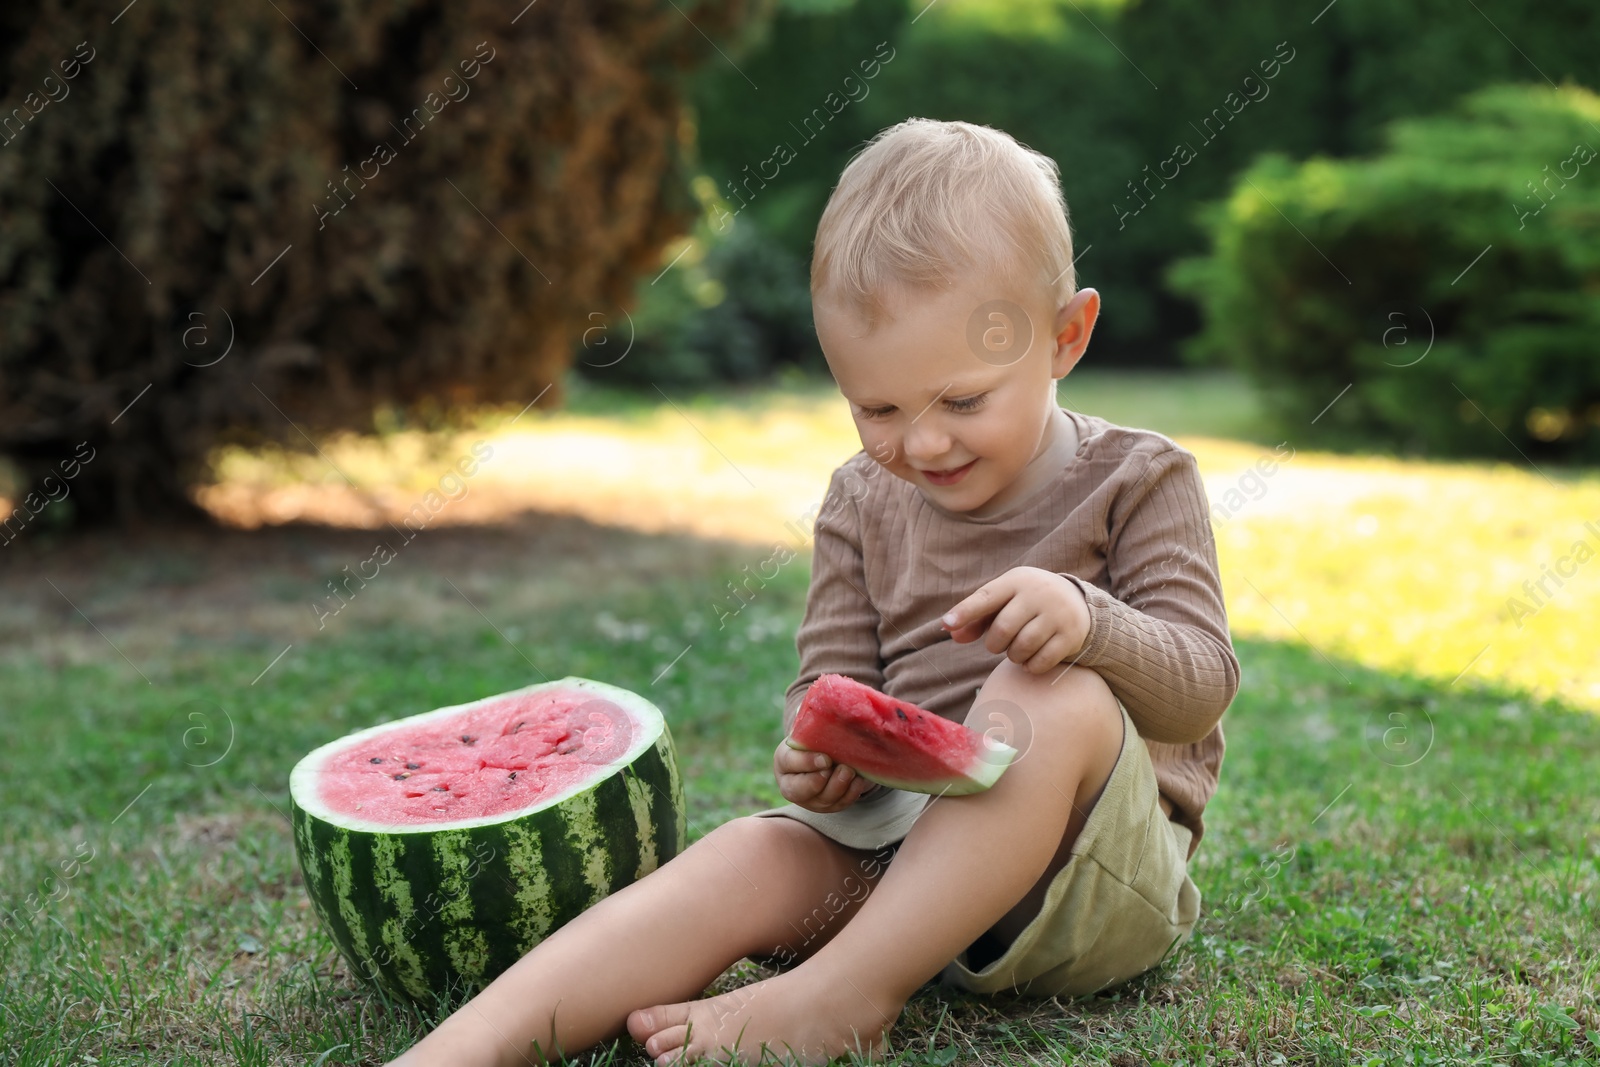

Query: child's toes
left=627, top=1002, right=685, bottom=1043
left=646, top=1024, right=690, bottom=1064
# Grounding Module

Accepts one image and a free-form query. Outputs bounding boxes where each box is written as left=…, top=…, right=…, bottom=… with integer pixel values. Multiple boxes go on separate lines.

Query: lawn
left=1, top=370, right=1595, bottom=1065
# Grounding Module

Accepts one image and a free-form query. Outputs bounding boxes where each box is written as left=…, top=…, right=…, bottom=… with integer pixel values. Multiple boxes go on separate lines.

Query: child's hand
left=774, top=739, right=880, bottom=814
left=940, top=565, right=1091, bottom=674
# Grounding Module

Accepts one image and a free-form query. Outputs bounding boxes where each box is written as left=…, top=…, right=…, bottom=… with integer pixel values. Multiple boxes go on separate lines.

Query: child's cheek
left=867, top=441, right=897, bottom=470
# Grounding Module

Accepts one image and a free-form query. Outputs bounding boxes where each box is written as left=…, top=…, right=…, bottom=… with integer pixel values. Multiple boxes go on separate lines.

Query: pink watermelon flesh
left=314, top=688, right=634, bottom=824
left=786, top=673, right=1016, bottom=796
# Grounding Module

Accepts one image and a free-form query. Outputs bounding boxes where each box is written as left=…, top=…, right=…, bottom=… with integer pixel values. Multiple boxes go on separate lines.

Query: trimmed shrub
left=0, top=0, right=754, bottom=526
left=1168, top=82, right=1600, bottom=462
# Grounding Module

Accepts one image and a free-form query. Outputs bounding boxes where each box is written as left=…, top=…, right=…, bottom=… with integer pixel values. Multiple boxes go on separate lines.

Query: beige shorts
left=749, top=699, right=1201, bottom=999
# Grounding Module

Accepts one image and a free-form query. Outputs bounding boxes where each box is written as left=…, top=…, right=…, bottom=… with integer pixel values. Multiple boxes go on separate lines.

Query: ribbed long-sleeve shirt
left=781, top=406, right=1241, bottom=861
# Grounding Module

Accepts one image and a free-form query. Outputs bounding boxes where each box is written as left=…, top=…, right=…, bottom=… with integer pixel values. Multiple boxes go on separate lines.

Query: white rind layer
left=289, top=676, right=666, bottom=834
left=783, top=734, right=1019, bottom=796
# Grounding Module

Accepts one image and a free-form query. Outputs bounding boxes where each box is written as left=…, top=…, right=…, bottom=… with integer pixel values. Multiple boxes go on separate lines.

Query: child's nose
left=902, top=418, right=954, bottom=464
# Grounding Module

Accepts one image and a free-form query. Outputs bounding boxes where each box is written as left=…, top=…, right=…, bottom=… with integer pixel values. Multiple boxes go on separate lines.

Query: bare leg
left=628, top=661, right=1125, bottom=1065
left=389, top=814, right=891, bottom=1067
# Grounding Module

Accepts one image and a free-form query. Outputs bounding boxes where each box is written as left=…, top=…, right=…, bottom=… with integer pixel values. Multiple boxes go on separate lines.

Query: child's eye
left=857, top=393, right=987, bottom=419
left=946, top=393, right=988, bottom=413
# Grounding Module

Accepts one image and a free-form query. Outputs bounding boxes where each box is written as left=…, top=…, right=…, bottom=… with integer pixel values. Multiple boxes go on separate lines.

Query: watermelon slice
left=288, top=677, right=685, bottom=1005
left=784, top=673, right=1017, bottom=796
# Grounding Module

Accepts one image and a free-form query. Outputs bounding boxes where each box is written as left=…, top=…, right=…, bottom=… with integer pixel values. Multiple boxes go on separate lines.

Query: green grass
left=2, top=543, right=1596, bottom=1065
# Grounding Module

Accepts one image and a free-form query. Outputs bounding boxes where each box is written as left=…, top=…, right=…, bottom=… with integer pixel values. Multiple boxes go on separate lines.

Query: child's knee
left=976, top=658, right=1116, bottom=716
left=706, top=814, right=808, bottom=873
left=967, top=661, right=1122, bottom=767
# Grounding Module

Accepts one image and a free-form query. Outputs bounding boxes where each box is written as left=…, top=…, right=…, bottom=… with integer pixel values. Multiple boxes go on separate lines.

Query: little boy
left=392, top=117, right=1239, bottom=1067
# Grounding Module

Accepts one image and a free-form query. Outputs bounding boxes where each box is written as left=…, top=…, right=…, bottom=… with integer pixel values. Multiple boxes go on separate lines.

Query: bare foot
left=626, top=968, right=901, bottom=1065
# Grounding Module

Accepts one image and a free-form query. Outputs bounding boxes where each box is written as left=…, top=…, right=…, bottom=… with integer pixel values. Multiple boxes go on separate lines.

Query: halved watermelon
left=288, top=677, right=685, bottom=1005
left=784, top=673, right=1017, bottom=796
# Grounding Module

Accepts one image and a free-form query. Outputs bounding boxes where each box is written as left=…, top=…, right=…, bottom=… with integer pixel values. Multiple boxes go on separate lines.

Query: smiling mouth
left=921, top=459, right=976, bottom=477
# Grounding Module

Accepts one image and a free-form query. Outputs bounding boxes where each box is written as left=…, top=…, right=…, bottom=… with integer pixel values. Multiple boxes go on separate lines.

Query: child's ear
left=1052, top=288, right=1099, bottom=373
left=1054, top=288, right=1099, bottom=338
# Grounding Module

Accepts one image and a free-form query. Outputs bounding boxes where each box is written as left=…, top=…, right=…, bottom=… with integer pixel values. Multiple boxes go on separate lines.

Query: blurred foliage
left=1169, top=83, right=1600, bottom=462
left=0, top=0, right=754, bottom=526
left=686, top=0, right=1600, bottom=365
left=575, top=178, right=824, bottom=390
left=691, top=0, right=910, bottom=261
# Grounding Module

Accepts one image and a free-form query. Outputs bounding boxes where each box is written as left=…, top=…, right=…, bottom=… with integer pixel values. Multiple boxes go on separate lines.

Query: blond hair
left=810, top=117, right=1076, bottom=331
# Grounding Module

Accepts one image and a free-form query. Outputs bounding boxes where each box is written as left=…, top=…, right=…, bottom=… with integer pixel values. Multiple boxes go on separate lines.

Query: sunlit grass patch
left=193, top=370, right=1600, bottom=715
left=1204, top=445, right=1600, bottom=713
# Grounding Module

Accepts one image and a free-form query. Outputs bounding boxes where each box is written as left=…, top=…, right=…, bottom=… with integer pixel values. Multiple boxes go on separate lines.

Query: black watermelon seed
left=369, top=757, right=384, bottom=764
left=392, top=772, right=410, bottom=780
left=460, top=735, right=477, bottom=744
left=895, top=707, right=908, bottom=720
left=405, top=762, right=421, bottom=770
left=508, top=771, right=518, bottom=780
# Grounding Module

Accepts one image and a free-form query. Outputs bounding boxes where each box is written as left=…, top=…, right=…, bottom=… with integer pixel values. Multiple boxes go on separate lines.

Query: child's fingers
left=787, top=771, right=864, bottom=812
left=844, top=775, right=874, bottom=801
left=945, top=618, right=991, bottom=644
left=775, top=769, right=816, bottom=803
left=942, top=577, right=1014, bottom=638
left=781, top=780, right=820, bottom=806
left=774, top=747, right=830, bottom=801
left=776, top=744, right=830, bottom=776
left=820, top=772, right=876, bottom=812
left=1008, top=615, right=1058, bottom=666
left=818, top=763, right=862, bottom=806
left=942, top=603, right=1002, bottom=645
left=773, top=741, right=878, bottom=810
left=780, top=765, right=846, bottom=805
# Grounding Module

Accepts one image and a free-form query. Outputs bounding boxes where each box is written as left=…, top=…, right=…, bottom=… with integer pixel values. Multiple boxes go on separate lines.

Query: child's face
left=814, top=272, right=1097, bottom=515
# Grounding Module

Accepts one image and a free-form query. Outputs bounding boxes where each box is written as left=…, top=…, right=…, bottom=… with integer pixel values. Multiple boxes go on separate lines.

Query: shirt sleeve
left=782, top=462, right=887, bottom=737
left=1056, top=446, right=1241, bottom=746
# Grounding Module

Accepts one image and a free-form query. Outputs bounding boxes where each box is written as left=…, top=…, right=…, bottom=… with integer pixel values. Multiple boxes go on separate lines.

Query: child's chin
left=918, top=484, right=987, bottom=512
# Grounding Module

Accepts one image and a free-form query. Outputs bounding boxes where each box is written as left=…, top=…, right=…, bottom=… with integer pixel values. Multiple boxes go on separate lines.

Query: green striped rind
left=288, top=677, right=685, bottom=1005
left=653, top=728, right=688, bottom=855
